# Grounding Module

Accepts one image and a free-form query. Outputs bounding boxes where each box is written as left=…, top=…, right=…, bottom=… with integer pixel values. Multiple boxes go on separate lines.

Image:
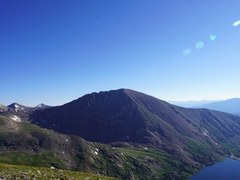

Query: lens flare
left=210, top=35, right=217, bottom=41
left=233, top=20, right=240, bottom=27
left=182, top=48, right=192, bottom=56
left=195, top=41, right=205, bottom=49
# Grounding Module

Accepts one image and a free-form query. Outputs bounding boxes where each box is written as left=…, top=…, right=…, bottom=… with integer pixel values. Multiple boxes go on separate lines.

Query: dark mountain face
left=31, top=90, right=148, bottom=144
left=30, top=89, right=240, bottom=167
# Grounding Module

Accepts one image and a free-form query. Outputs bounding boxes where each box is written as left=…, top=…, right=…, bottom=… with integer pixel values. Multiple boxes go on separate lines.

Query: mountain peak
left=35, top=103, right=50, bottom=109
left=7, top=103, right=31, bottom=112
left=30, top=89, right=179, bottom=145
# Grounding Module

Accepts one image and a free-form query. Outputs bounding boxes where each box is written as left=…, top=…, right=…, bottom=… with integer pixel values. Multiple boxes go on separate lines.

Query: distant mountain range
left=8, top=103, right=50, bottom=112
left=2, top=89, right=240, bottom=179
left=170, top=98, right=240, bottom=116
left=194, top=98, right=240, bottom=115
left=0, top=103, right=50, bottom=122
left=169, top=100, right=218, bottom=108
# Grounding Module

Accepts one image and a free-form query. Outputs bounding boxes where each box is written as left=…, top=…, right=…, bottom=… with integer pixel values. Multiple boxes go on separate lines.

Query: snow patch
left=11, top=115, right=21, bottom=122
left=94, top=151, right=98, bottom=155
left=14, top=104, right=19, bottom=108
left=37, top=104, right=44, bottom=108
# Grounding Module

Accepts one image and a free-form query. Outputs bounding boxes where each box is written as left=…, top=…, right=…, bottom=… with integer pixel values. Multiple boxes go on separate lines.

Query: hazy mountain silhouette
left=195, top=98, right=240, bottom=115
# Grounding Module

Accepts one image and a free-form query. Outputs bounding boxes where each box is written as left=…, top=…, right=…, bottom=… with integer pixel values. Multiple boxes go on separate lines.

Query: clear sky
left=1, top=0, right=240, bottom=106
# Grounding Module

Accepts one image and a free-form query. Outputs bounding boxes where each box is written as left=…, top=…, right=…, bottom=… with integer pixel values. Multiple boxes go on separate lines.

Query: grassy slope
left=0, top=115, right=213, bottom=179
left=116, top=147, right=195, bottom=180
left=0, top=163, right=116, bottom=179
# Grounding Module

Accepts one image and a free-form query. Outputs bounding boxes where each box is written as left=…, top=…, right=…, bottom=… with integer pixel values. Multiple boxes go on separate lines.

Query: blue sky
left=1, top=0, right=240, bottom=106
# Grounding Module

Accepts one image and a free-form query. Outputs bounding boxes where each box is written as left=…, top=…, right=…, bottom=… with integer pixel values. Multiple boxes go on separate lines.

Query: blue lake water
left=191, top=158, right=240, bottom=180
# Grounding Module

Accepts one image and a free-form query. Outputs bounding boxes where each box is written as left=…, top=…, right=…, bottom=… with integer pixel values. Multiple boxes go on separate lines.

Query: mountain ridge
left=30, top=89, right=240, bottom=168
